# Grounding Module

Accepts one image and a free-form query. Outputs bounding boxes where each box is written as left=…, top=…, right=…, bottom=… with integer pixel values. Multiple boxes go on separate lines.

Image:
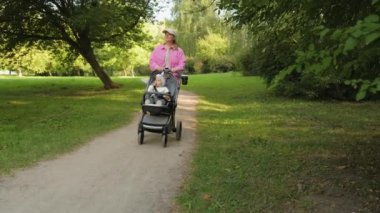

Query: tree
left=196, top=33, right=231, bottom=71
left=0, top=0, right=155, bottom=89
left=217, top=0, right=380, bottom=100
left=95, top=43, right=150, bottom=77
left=169, top=0, right=250, bottom=73
left=171, top=0, right=225, bottom=57
left=0, top=45, right=33, bottom=76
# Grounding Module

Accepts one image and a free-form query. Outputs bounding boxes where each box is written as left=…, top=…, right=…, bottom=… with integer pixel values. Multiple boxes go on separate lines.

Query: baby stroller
left=138, top=68, right=188, bottom=147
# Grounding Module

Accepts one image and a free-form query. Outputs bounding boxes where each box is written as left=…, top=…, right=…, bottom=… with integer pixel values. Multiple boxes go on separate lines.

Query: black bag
left=181, top=75, right=188, bottom=85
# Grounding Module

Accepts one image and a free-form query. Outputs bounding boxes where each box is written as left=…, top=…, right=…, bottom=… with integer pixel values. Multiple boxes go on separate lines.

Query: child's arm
left=147, top=85, right=154, bottom=92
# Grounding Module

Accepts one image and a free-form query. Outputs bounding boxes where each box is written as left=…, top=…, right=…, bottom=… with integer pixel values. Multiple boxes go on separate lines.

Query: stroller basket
left=142, top=104, right=171, bottom=115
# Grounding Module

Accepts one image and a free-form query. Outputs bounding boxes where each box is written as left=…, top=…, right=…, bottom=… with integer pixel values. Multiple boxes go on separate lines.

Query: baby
left=145, top=74, right=170, bottom=105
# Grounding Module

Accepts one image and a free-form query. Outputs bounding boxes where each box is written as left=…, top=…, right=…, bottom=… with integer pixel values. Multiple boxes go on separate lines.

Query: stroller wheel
left=138, top=131, right=144, bottom=145
left=176, top=121, right=182, bottom=141
left=162, top=132, right=168, bottom=147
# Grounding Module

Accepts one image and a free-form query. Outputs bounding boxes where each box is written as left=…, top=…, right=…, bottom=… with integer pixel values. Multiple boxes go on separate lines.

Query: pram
left=138, top=68, right=188, bottom=147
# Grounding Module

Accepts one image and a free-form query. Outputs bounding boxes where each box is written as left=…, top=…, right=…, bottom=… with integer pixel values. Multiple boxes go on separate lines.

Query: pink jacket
left=149, top=44, right=186, bottom=80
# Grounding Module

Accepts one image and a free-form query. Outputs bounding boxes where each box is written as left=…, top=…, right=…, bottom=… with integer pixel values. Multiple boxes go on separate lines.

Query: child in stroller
left=144, top=74, right=171, bottom=106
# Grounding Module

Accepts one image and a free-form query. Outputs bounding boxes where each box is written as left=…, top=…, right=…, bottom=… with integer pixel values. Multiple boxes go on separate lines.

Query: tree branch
left=0, top=30, right=64, bottom=41
left=89, top=0, right=151, bottom=42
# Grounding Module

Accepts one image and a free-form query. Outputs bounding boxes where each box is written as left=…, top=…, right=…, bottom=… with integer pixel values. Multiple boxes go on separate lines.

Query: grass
left=179, top=73, right=380, bottom=212
left=0, top=76, right=144, bottom=175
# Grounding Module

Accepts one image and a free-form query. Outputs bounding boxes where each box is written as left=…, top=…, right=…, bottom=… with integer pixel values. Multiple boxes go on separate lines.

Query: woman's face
left=164, top=32, right=175, bottom=43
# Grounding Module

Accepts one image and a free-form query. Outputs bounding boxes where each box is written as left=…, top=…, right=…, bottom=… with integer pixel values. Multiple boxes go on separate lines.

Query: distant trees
left=0, top=0, right=155, bottom=89
left=197, top=33, right=234, bottom=72
left=0, top=40, right=152, bottom=77
left=0, top=42, right=83, bottom=76
left=169, top=0, right=248, bottom=73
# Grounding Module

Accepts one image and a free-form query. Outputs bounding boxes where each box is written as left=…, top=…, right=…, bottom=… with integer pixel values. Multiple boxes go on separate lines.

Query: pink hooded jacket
left=149, top=44, right=186, bottom=80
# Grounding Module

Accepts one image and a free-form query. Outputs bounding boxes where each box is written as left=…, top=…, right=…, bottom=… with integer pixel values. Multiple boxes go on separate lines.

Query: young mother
left=149, top=28, right=186, bottom=82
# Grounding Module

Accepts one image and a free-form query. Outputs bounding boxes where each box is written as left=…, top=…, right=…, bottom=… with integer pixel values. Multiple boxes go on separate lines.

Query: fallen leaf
left=202, top=193, right=211, bottom=201
left=336, top=165, right=347, bottom=170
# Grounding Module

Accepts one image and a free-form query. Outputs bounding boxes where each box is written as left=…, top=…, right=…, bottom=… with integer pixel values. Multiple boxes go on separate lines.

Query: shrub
left=185, top=57, right=196, bottom=74
left=274, top=12, right=380, bottom=100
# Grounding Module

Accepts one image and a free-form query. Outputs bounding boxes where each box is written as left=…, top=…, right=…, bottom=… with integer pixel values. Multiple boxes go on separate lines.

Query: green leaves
left=364, top=14, right=379, bottom=22
left=319, top=28, right=330, bottom=39
left=345, top=78, right=380, bottom=101
left=217, top=0, right=380, bottom=100
left=275, top=10, right=380, bottom=100
left=343, top=37, right=358, bottom=54
left=0, top=0, right=152, bottom=45
left=321, top=56, right=332, bottom=69
left=365, top=32, right=380, bottom=45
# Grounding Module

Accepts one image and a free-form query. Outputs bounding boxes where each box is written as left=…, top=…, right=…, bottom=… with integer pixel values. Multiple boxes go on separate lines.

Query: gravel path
left=0, top=90, right=199, bottom=213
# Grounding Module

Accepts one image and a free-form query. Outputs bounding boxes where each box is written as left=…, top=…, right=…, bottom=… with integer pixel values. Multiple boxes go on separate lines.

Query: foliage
left=0, top=0, right=155, bottom=88
left=0, top=25, right=155, bottom=77
left=171, top=0, right=224, bottom=57
left=274, top=8, right=380, bottom=100
left=197, top=33, right=228, bottom=63
left=169, top=0, right=250, bottom=73
left=217, top=0, right=380, bottom=100
left=0, top=42, right=91, bottom=76
left=195, top=33, right=234, bottom=72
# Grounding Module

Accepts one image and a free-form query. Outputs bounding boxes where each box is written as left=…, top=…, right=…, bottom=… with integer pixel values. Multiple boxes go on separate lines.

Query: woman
left=149, top=28, right=186, bottom=82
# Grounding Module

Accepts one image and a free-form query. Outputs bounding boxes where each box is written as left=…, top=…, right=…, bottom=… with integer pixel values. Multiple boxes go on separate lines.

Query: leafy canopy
left=0, top=0, right=155, bottom=48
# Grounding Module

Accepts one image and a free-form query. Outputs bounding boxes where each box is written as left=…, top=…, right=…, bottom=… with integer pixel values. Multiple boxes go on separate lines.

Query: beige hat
left=162, top=28, right=176, bottom=37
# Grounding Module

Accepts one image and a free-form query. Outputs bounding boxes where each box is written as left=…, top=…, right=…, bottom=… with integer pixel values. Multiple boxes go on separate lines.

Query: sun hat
left=162, top=28, right=176, bottom=37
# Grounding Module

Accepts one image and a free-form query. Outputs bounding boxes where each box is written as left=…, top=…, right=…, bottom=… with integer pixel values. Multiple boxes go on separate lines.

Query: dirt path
left=0, top=90, right=199, bottom=213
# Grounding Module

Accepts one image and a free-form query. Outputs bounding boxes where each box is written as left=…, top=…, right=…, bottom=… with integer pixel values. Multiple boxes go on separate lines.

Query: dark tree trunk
left=82, top=49, right=119, bottom=89
left=75, top=37, right=119, bottom=89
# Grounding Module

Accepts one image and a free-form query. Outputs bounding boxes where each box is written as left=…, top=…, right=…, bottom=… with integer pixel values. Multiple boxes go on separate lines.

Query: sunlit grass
left=198, top=100, right=231, bottom=112
left=0, top=77, right=144, bottom=175
left=179, top=73, right=380, bottom=212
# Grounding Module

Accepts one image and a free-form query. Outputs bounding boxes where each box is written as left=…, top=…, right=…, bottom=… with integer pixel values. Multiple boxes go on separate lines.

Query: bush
left=134, top=65, right=150, bottom=76
left=214, top=57, right=236, bottom=72
left=220, top=0, right=380, bottom=100
left=274, top=12, right=380, bottom=100
left=240, top=31, right=298, bottom=83
left=185, top=57, right=196, bottom=74
left=191, top=57, right=236, bottom=74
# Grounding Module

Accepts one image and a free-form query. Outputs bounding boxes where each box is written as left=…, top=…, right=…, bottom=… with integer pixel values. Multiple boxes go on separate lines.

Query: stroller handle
left=150, top=69, right=188, bottom=86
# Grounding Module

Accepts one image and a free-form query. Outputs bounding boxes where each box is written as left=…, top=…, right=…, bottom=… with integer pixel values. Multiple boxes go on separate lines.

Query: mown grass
left=0, top=77, right=144, bottom=175
left=179, top=73, right=380, bottom=212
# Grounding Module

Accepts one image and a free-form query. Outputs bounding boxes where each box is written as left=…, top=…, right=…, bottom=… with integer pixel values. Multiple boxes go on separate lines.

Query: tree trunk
left=131, top=66, right=135, bottom=78
left=83, top=50, right=118, bottom=89
left=76, top=39, right=119, bottom=89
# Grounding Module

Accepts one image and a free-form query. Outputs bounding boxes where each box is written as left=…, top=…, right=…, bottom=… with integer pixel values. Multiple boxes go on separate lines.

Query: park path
left=0, top=90, right=199, bottom=213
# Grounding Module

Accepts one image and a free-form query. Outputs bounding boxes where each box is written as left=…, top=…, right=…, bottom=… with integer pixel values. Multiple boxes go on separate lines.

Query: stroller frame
left=137, top=70, right=188, bottom=147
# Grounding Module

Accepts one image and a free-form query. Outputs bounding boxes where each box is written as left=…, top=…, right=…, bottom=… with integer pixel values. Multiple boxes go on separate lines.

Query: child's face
left=155, top=78, right=163, bottom=86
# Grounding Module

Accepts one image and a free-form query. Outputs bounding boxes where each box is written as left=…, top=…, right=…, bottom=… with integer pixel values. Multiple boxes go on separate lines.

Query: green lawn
left=179, top=73, right=380, bottom=212
left=0, top=77, right=144, bottom=174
